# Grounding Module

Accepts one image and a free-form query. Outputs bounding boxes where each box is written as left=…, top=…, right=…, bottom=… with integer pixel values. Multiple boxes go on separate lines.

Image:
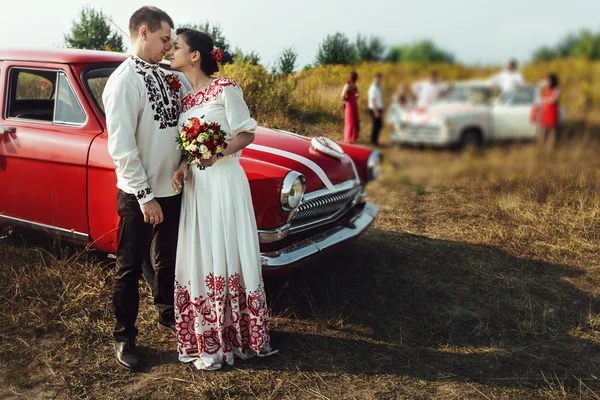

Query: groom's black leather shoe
left=114, top=339, right=145, bottom=371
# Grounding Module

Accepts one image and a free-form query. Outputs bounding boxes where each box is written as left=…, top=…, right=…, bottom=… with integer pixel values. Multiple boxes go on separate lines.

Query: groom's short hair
left=129, top=6, right=174, bottom=37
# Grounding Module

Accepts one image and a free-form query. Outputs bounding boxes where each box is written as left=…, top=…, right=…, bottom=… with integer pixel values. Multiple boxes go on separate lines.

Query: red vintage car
left=0, top=49, right=381, bottom=273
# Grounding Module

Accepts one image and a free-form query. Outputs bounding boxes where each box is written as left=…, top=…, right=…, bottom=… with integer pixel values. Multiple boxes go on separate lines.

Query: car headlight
left=280, top=171, right=306, bottom=211
left=367, top=151, right=383, bottom=182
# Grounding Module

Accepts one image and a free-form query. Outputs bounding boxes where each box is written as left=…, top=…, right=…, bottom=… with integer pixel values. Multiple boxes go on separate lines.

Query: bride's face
left=168, top=35, right=197, bottom=71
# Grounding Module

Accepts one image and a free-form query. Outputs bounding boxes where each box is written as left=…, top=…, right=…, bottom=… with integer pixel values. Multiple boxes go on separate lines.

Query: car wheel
left=460, top=129, right=483, bottom=151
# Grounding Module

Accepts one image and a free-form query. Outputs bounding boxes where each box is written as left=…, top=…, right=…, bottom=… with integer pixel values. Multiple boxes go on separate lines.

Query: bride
left=168, top=28, right=276, bottom=370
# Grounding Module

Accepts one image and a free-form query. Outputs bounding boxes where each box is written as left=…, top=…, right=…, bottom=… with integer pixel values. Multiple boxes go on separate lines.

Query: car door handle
left=0, top=125, right=16, bottom=135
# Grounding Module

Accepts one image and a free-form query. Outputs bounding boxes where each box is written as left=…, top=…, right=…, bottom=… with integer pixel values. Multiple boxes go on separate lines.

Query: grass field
left=2, top=58, right=600, bottom=399
left=1, top=126, right=599, bottom=398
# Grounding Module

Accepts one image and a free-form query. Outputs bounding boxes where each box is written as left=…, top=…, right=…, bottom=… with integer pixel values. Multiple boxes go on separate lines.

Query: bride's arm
left=196, top=131, right=254, bottom=168
left=221, top=131, right=255, bottom=156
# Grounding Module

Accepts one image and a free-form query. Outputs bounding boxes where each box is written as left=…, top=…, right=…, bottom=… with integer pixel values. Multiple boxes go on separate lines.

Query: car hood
left=242, top=127, right=359, bottom=193
left=401, top=102, right=483, bottom=124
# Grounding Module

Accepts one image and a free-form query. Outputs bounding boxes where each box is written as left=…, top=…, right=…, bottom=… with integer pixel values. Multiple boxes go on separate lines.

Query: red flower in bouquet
left=176, top=116, right=228, bottom=170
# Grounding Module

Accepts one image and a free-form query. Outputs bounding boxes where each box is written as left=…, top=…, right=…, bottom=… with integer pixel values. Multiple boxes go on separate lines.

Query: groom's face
left=143, top=20, right=173, bottom=64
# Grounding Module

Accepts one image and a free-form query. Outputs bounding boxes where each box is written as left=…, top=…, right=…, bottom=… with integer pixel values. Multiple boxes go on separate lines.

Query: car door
left=491, top=87, right=537, bottom=140
left=0, top=63, right=100, bottom=241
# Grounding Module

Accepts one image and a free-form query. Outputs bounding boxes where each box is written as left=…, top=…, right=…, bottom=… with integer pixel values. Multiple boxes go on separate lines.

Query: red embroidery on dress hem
left=174, top=274, right=270, bottom=358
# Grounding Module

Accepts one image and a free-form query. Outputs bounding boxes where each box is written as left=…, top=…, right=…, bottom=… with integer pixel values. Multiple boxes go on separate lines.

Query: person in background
left=368, top=72, right=384, bottom=146
left=489, top=59, right=525, bottom=93
left=387, top=83, right=414, bottom=135
left=538, top=73, right=561, bottom=149
left=341, top=71, right=360, bottom=144
left=412, top=70, right=449, bottom=109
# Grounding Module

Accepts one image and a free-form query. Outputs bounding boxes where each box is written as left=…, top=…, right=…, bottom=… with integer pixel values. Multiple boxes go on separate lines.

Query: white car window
left=511, top=89, right=535, bottom=106
left=497, top=91, right=514, bottom=106
left=499, top=88, right=535, bottom=107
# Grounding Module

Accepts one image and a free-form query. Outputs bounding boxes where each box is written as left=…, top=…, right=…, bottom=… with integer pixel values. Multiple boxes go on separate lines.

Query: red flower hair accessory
left=210, top=46, right=223, bottom=63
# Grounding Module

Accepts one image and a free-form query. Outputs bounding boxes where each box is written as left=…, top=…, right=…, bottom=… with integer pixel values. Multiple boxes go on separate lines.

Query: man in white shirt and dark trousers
left=368, top=72, right=384, bottom=146
left=412, top=70, right=450, bottom=109
left=489, top=59, right=525, bottom=93
left=102, top=6, right=182, bottom=371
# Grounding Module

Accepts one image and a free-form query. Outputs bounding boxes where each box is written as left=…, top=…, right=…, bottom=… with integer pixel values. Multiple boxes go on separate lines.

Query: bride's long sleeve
left=222, top=84, right=257, bottom=138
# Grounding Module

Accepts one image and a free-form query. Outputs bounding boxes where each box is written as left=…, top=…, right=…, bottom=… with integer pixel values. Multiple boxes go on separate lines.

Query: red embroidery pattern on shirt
left=182, top=78, right=239, bottom=112
left=174, top=273, right=270, bottom=359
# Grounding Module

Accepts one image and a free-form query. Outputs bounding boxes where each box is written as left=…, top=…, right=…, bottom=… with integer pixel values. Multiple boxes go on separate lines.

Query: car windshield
left=82, top=65, right=191, bottom=115
left=440, top=85, right=494, bottom=105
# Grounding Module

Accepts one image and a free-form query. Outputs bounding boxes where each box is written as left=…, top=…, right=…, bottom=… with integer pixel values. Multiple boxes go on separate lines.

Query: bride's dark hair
left=176, top=28, right=219, bottom=76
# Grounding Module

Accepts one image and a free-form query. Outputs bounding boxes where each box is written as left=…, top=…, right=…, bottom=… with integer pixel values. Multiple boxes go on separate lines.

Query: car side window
left=7, top=69, right=56, bottom=121
left=6, top=68, right=86, bottom=126
left=54, top=72, right=86, bottom=125
left=510, top=89, right=535, bottom=106
left=497, top=91, right=514, bottom=106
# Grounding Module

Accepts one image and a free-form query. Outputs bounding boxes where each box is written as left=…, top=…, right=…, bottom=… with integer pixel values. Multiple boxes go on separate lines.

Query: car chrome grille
left=290, top=185, right=362, bottom=232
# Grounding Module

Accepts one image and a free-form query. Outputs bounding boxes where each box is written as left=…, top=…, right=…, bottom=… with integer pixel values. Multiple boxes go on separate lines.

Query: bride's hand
left=172, top=163, right=189, bottom=193
left=196, top=155, right=217, bottom=168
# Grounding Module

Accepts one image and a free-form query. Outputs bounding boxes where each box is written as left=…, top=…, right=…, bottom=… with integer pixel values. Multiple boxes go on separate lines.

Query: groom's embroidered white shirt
left=103, top=55, right=181, bottom=204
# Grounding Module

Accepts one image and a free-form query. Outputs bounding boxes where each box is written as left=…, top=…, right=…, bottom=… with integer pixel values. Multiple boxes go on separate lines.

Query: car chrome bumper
left=390, top=131, right=458, bottom=146
left=260, top=202, right=378, bottom=270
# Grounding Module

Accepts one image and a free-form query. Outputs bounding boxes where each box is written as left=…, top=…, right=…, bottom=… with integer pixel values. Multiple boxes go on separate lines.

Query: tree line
left=64, top=6, right=600, bottom=73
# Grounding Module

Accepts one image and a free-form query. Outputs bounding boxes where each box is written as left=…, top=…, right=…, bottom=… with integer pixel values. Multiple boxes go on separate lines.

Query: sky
left=3, top=0, right=600, bottom=69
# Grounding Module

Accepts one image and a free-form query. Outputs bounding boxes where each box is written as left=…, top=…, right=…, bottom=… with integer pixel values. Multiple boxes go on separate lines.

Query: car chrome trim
left=53, top=71, right=88, bottom=127
left=280, top=171, right=306, bottom=212
left=257, top=224, right=290, bottom=244
left=367, top=150, right=383, bottom=182
left=260, top=203, right=378, bottom=269
left=303, top=180, right=359, bottom=201
left=0, top=215, right=89, bottom=242
left=289, top=185, right=363, bottom=234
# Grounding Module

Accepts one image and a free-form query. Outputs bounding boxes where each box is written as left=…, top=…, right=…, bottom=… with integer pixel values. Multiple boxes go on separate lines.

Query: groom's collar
left=130, top=55, right=160, bottom=71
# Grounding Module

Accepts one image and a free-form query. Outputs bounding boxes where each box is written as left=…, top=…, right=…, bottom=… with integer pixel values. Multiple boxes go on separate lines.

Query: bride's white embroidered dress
left=174, top=78, right=272, bottom=370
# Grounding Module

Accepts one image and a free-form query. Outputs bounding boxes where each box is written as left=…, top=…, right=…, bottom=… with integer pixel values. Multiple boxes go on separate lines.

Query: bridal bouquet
left=176, top=116, right=228, bottom=170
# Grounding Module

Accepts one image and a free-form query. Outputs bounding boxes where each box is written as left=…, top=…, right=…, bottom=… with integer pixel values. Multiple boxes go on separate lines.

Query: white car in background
left=388, top=80, right=563, bottom=148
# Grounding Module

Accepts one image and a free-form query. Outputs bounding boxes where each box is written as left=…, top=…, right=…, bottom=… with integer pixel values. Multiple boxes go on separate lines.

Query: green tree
left=571, top=30, right=600, bottom=60
left=179, top=21, right=234, bottom=64
left=385, top=40, right=454, bottom=63
left=356, top=34, right=386, bottom=62
left=315, top=32, right=357, bottom=65
left=401, top=40, right=454, bottom=63
left=277, top=47, right=298, bottom=74
left=385, top=45, right=404, bottom=62
left=556, top=34, right=580, bottom=57
left=532, top=46, right=558, bottom=63
left=532, top=30, right=600, bottom=62
left=234, top=48, right=261, bottom=66
left=64, top=6, right=124, bottom=52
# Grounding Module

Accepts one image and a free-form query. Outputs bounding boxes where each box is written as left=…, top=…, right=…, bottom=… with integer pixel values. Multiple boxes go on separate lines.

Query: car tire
left=460, top=129, right=483, bottom=151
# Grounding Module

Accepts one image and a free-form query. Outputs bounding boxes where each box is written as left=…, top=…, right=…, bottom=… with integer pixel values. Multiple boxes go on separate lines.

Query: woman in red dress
left=341, top=71, right=360, bottom=143
left=538, top=73, right=560, bottom=149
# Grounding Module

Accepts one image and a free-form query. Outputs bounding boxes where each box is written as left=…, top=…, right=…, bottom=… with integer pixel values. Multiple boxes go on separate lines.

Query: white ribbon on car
left=310, top=137, right=345, bottom=160
left=246, top=144, right=336, bottom=191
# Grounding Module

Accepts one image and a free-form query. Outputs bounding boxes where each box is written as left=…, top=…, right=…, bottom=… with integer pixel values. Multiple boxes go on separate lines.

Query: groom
left=103, top=6, right=183, bottom=371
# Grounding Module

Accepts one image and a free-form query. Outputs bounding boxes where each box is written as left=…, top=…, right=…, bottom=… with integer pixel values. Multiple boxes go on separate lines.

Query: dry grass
left=1, top=132, right=600, bottom=399
left=3, top=57, right=600, bottom=398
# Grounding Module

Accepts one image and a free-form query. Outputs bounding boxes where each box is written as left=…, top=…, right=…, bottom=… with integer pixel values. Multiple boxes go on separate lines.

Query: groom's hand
left=140, top=199, right=163, bottom=225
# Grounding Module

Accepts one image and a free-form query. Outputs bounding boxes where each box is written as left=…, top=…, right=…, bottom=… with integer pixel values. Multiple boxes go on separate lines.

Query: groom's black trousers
left=113, top=190, right=181, bottom=342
